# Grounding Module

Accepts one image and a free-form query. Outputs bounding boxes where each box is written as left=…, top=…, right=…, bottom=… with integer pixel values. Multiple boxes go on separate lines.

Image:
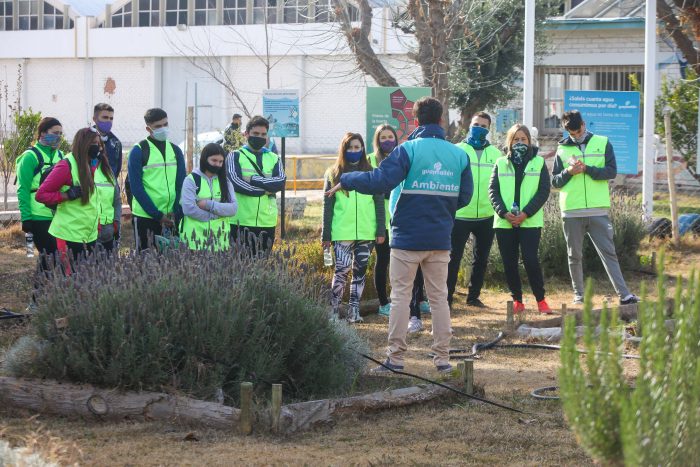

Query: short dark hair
left=232, top=113, right=242, bottom=120
left=472, top=111, right=491, bottom=126
left=562, top=110, right=584, bottom=131
left=413, top=97, right=442, bottom=126
left=144, top=108, right=168, bottom=124
left=246, top=115, right=269, bottom=133
left=94, top=103, right=114, bottom=115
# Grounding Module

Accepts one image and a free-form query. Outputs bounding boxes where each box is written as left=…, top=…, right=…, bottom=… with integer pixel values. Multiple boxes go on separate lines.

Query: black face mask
left=88, top=144, right=102, bottom=159
left=248, top=136, right=266, bottom=151
left=202, top=160, right=221, bottom=174
left=231, top=122, right=240, bottom=130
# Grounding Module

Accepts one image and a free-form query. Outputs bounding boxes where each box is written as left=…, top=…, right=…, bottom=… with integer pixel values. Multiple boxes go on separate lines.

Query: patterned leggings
left=331, top=241, right=375, bottom=312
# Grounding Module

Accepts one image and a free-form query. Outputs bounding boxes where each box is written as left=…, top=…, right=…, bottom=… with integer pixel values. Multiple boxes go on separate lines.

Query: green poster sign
left=366, top=87, right=432, bottom=153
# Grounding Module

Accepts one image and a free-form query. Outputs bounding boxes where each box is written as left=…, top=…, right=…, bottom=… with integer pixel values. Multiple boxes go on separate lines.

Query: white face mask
left=150, top=126, right=170, bottom=142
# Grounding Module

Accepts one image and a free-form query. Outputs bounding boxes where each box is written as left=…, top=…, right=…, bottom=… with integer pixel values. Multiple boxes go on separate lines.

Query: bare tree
left=0, top=65, right=30, bottom=211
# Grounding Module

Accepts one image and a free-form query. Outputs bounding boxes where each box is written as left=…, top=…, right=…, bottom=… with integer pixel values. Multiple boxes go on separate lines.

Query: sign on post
left=262, top=89, right=300, bottom=138
left=564, top=90, right=641, bottom=174
left=366, top=87, right=432, bottom=153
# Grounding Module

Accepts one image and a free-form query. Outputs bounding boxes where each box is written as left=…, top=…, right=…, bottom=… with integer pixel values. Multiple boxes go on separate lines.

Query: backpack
left=14, top=147, right=64, bottom=187
left=124, top=139, right=178, bottom=208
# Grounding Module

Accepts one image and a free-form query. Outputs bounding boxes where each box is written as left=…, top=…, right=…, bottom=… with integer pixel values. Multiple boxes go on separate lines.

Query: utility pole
left=664, top=108, right=680, bottom=247
left=642, top=0, right=657, bottom=220
left=523, top=0, right=535, bottom=128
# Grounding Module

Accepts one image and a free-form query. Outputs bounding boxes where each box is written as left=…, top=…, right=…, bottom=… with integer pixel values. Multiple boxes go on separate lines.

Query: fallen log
left=522, top=303, right=640, bottom=329
left=0, top=377, right=239, bottom=429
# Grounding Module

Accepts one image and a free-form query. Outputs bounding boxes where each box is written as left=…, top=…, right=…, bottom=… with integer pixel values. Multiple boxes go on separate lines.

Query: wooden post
left=239, top=382, right=253, bottom=435
left=463, top=359, right=474, bottom=395
left=506, top=301, right=514, bottom=328
left=561, top=303, right=567, bottom=316
left=271, top=384, right=282, bottom=433
left=186, top=106, right=194, bottom=173
left=663, top=108, right=680, bottom=247
left=651, top=251, right=657, bottom=272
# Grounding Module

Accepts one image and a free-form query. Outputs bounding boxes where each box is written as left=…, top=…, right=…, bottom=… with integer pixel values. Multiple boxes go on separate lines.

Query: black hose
left=531, top=386, right=560, bottom=400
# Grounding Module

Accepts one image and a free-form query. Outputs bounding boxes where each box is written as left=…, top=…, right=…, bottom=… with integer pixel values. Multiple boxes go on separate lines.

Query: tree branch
left=658, top=0, right=700, bottom=73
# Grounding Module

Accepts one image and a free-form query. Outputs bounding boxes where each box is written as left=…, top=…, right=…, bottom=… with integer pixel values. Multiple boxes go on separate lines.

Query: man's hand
left=511, top=212, right=528, bottom=227
left=567, top=160, right=586, bottom=175
left=243, top=175, right=252, bottom=183
left=322, top=240, right=331, bottom=248
left=197, top=199, right=209, bottom=210
left=505, top=212, right=518, bottom=226
left=325, top=183, right=343, bottom=198
left=376, top=236, right=385, bottom=245
left=160, top=215, right=174, bottom=228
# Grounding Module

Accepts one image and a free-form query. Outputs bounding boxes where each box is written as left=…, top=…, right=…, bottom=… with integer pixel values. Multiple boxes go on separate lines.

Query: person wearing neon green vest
left=36, top=128, right=117, bottom=273
left=127, top=108, right=186, bottom=252
left=552, top=110, right=639, bottom=306
left=368, top=123, right=430, bottom=328
left=488, top=124, right=552, bottom=315
left=446, top=111, right=502, bottom=309
left=16, top=117, right=64, bottom=269
left=226, top=116, right=286, bottom=256
left=180, top=143, right=238, bottom=250
left=328, top=97, right=473, bottom=374
left=322, top=132, right=385, bottom=323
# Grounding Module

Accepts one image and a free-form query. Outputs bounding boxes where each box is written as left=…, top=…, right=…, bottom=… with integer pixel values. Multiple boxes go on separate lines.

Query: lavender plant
left=4, top=246, right=369, bottom=404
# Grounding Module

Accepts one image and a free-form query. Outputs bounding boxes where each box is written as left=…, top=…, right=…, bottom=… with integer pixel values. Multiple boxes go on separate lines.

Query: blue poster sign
left=262, top=89, right=300, bottom=138
left=564, top=90, right=640, bottom=174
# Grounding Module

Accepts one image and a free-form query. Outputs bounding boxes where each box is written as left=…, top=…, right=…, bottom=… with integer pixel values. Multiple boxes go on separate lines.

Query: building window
left=0, top=0, right=13, bottom=31
left=194, top=0, right=217, bottom=25
left=165, top=0, right=188, bottom=25
left=223, top=0, right=246, bottom=25
left=252, top=0, right=277, bottom=24
left=43, top=2, right=65, bottom=29
left=284, top=0, right=307, bottom=23
left=139, top=0, right=160, bottom=27
left=18, top=0, right=39, bottom=30
left=314, top=0, right=358, bottom=23
left=112, top=2, right=133, bottom=27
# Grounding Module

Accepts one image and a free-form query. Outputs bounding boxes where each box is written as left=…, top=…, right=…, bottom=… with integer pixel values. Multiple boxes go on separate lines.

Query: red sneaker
left=513, top=300, right=525, bottom=314
left=537, top=299, right=553, bottom=314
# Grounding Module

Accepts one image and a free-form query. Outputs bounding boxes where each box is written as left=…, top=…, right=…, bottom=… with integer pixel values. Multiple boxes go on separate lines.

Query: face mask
left=248, top=136, right=267, bottom=151
left=40, top=133, right=60, bottom=148
left=466, top=125, right=489, bottom=149
left=202, top=159, right=221, bottom=174
left=88, top=144, right=102, bottom=159
left=96, top=121, right=112, bottom=134
left=231, top=123, right=240, bottom=130
left=573, top=132, right=587, bottom=144
left=511, top=142, right=528, bottom=164
left=345, top=150, right=363, bottom=164
left=150, top=126, right=170, bottom=142
left=379, top=140, right=396, bottom=154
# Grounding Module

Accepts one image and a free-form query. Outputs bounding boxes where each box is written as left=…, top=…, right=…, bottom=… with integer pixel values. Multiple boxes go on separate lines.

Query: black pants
left=495, top=227, right=545, bottom=302
left=446, top=217, right=495, bottom=305
left=133, top=216, right=163, bottom=252
left=32, top=220, right=57, bottom=272
left=374, top=241, right=423, bottom=318
left=56, top=238, right=96, bottom=276
left=231, top=225, right=275, bottom=257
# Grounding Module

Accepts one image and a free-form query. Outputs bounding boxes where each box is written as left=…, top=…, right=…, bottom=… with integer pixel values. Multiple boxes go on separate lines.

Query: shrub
left=559, top=258, right=700, bottom=465
left=3, top=247, right=369, bottom=404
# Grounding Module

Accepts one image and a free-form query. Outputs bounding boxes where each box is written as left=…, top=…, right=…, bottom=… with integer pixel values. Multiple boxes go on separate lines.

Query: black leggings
left=374, top=241, right=424, bottom=318
left=495, top=227, right=545, bottom=302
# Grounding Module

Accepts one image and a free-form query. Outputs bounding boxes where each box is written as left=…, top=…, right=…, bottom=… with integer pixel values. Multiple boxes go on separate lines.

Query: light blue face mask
left=150, top=126, right=170, bottom=142
left=40, top=133, right=61, bottom=148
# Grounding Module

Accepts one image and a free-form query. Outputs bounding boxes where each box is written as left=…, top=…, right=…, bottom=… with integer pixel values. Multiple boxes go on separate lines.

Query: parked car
left=178, top=130, right=224, bottom=156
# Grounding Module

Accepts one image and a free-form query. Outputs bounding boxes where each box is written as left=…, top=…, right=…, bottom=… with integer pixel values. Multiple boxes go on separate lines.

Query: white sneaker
left=407, top=316, right=423, bottom=333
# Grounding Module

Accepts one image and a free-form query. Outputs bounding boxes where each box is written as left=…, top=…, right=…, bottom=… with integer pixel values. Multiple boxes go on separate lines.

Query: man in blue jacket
left=326, top=97, right=473, bottom=373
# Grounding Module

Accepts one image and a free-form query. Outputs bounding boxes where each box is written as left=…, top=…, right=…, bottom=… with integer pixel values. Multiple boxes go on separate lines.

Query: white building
left=0, top=0, right=688, bottom=152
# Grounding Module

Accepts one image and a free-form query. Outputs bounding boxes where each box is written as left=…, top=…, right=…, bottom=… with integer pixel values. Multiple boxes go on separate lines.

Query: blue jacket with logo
left=340, top=124, right=472, bottom=251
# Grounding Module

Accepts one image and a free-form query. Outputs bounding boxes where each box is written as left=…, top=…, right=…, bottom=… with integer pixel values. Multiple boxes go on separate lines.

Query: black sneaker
left=620, top=294, right=639, bottom=305
left=466, top=298, right=487, bottom=308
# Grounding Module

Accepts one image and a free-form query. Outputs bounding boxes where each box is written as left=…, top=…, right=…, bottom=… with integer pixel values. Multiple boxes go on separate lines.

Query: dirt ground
left=0, top=222, right=698, bottom=466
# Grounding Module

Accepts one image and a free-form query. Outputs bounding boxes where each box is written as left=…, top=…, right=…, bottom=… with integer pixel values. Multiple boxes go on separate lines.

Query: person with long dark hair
left=180, top=143, right=238, bottom=250
left=369, top=123, right=430, bottom=333
left=36, top=127, right=118, bottom=272
left=488, top=124, right=552, bottom=315
left=16, top=117, right=64, bottom=267
left=322, top=132, right=385, bottom=323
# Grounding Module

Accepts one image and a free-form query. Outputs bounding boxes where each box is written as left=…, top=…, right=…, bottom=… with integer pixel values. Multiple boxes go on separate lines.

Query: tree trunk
left=0, top=377, right=239, bottom=429
left=658, top=0, right=700, bottom=73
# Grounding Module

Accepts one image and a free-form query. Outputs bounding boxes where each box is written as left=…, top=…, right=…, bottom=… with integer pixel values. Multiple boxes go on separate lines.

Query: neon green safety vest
left=368, top=152, right=390, bottom=231
left=17, top=145, right=63, bottom=220
left=493, top=156, right=545, bottom=229
left=181, top=174, right=231, bottom=251
left=95, top=164, right=116, bottom=225
left=230, top=148, right=279, bottom=228
left=454, top=143, right=500, bottom=219
left=130, top=139, right=178, bottom=219
left=49, top=154, right=100, bottom=243
left=327, top=169, right=377, bottom=241
left=556, top=135, right=611, bottom=211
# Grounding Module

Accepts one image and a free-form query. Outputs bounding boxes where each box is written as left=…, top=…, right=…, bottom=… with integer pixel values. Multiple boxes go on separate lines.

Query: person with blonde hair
left=488, top=123, right=552, bottom=315
left=322, top=132, right=385, bottom=323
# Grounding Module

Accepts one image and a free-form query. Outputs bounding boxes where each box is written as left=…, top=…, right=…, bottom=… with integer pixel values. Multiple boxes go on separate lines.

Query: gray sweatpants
left=562, top=215, right=630, bottom=299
